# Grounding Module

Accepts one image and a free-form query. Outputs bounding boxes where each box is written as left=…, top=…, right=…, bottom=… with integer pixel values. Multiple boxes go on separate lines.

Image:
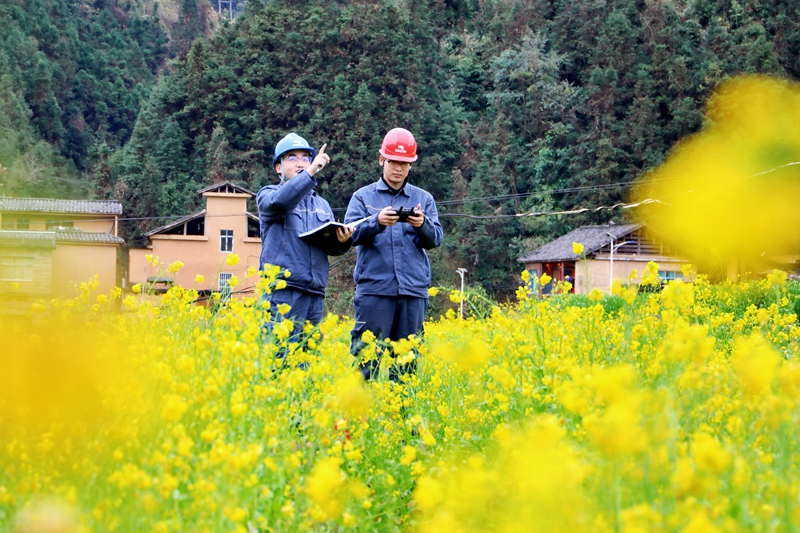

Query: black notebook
left=299, top=220, right=349, bottom=246
left=299, top=216, right=370, bottom=246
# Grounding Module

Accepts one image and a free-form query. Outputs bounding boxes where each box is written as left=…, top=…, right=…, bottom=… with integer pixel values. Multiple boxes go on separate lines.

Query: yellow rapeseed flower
left=305, top=457, right=345, bottom=521
left=732, top=334, right=780, bottom=395
left=226, top=253, right=240, bottom=266
left=572, top=241, right=584, bottom=255
left=587, top=288, right=604, bottom=302
left=167, top=260, right=184, bottom=274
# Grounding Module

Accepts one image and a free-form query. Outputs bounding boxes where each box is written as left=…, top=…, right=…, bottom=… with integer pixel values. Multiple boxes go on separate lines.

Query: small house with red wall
left=517, top=223, right=691, bottom=294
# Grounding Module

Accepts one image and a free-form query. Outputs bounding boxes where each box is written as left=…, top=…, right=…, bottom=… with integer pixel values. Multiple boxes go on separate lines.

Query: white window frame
left=220, top=229, right=234, bottom=253
left=659, top=270, right=683, bottom=281
left=1, top=255, right=35, bottom=281
left=218, top=272, right=233, bottom=295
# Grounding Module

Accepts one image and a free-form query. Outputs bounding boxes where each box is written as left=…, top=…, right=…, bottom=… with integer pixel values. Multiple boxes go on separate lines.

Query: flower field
left=1, top=267, right=800, bottom=533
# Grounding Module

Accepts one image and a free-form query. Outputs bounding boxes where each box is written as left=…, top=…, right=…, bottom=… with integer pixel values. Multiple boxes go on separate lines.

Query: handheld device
left=392, top=206, right=420, bottom=222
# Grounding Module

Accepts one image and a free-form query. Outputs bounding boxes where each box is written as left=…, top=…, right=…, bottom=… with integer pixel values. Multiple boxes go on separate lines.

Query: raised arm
left=257, top=172, right=316, bottom=220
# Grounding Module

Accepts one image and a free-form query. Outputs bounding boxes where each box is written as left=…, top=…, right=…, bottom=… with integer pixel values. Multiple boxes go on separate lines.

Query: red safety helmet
left=379, top=128, right=418, bottom=162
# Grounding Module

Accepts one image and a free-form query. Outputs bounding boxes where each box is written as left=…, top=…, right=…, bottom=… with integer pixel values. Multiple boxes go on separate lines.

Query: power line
left=328, top=178, right=647, bottom=212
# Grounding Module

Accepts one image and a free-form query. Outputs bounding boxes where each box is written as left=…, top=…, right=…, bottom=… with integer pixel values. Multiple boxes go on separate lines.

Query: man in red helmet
left=344, top=128, right=444, bottom=381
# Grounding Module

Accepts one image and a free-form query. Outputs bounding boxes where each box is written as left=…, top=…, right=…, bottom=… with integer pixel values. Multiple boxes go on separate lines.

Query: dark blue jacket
left=344, top=177, right=443, bottom=298
left=257, top=171, right=349, bottom=296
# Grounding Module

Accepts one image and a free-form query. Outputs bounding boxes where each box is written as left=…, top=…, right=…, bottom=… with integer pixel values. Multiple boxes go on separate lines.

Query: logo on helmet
left=396, top=145, right=407, bottom=153
left=292, top=139, right=303, bottom=146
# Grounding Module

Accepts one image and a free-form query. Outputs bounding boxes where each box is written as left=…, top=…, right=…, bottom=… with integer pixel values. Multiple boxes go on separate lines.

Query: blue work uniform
left=257, top=170, right=350, bottom=332
left=344, top=176, right=443, bottom=380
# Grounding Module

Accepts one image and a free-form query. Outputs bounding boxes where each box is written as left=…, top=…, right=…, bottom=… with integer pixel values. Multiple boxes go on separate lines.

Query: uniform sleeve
left=413, top=195, right=444, bottom=250
left=257, top=172, right=317, bottom=220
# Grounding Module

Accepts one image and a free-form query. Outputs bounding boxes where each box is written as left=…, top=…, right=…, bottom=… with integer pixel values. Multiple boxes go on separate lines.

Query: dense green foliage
left=0, top=0, right=174, bottom=197
left=1, top=0, right=798, bottom=298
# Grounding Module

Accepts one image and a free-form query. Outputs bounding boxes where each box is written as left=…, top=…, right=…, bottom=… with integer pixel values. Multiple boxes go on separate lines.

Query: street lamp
left=607, top=232, right=632, bottom=292
left=456, top=268, right=467, bottom=319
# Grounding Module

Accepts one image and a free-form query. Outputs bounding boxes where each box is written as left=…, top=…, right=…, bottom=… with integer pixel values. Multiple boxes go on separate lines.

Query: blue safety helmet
left=272, top=133, right=316, bottom=166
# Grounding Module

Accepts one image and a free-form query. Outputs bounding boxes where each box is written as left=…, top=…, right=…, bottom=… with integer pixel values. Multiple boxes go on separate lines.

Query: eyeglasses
left=285, top=155, right=312, bottom=163
left=384, top=159, right=411, bottom=168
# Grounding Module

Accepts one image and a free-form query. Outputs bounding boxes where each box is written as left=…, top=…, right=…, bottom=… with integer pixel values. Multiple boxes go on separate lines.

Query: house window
left=659, top=270, right=683, bottom=282
left=1, top=256, right=34, bottom=281
left=218, top=272, right=233, bottom=295
left=220, top=229, right=234, bottom=253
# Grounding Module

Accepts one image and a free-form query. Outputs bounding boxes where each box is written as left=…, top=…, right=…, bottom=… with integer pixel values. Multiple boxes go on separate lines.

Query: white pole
left=456, top=268, right=467, bottom=319
left=608, top=234, right=615, bottom=292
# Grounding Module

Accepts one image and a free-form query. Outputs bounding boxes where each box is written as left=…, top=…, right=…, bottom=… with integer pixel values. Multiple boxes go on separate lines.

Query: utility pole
left=607, top=232, right=632, bottom=292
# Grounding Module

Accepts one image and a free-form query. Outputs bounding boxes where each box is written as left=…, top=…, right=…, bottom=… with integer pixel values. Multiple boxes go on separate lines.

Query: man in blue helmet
left=257, top=133, right=353, bottom=348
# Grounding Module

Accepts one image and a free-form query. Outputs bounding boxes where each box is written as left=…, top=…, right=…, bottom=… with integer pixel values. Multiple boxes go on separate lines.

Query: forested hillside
left=1, top=0, right=798, bottom=298
left=0, top=0, right=213, bottom=196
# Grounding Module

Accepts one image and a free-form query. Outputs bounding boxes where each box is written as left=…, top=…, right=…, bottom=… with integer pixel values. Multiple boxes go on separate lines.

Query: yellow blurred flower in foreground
left=732, top=334, right=780, bottom=395
left=226, top=253, right=240, bottom=266
left=572, top=241, right=584, bottom=255
left=635, top=75, right=800, bottom=264
left=306, top=457, right=345, bottom=521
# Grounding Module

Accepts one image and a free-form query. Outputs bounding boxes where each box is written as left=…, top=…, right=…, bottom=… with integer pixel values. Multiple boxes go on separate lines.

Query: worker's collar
left=378, top=176, right=409, bottom=195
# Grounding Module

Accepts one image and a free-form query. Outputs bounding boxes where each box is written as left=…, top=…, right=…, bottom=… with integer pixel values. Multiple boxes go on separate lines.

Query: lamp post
left=456, top=268, right=467, bottom=319
left=607, top=232, right=632, bottom=292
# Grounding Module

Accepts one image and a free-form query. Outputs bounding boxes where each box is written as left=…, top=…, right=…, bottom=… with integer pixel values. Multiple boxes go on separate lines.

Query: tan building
left=518, top=223, right=690, bottom=295
left=0, top=197, right=124, bottom=299
left=127, top=182, right=262, bottom=296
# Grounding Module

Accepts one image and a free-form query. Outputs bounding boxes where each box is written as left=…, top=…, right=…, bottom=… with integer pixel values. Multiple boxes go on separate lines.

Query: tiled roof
left=0, top=230, right=57, bottom=249
left=198, top=182, right=256, bottom=197
left=0, top=197, right=123, bottom=215
left=0, top=229, right=123, bottom=247
left=55, top=229, right=124, bottom=244
left=518, top=223, right=642, bottom=263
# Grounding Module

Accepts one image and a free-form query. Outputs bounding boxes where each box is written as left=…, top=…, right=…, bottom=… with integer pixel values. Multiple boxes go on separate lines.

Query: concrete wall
left=52, top=243, right=119, bottom=297
left=579, top=256, right=689, bottom=294
left=524, top=255, right=690, bottom=295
